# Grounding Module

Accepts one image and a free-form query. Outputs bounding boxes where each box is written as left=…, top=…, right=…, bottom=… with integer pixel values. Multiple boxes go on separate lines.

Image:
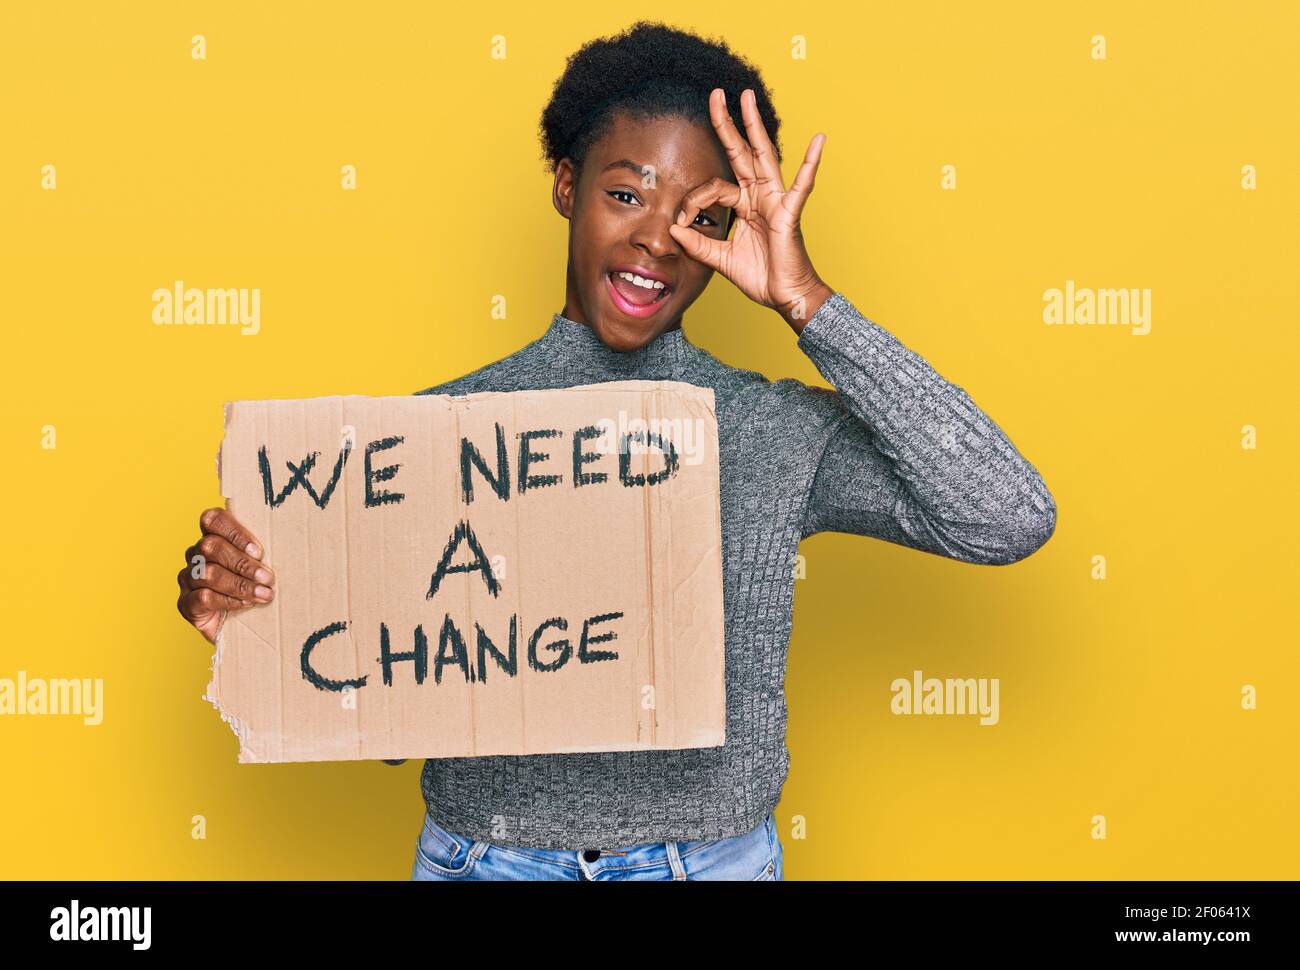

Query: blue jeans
left=411, top=811, right=784, bottom=881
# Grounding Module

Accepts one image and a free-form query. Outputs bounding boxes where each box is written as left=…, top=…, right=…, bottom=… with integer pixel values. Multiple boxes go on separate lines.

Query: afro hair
left=539, top=20, right=783, bottom=185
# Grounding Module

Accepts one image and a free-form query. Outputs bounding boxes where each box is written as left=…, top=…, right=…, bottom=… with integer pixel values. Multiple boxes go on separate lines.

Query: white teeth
left=615, top=271, right=665, bottom=291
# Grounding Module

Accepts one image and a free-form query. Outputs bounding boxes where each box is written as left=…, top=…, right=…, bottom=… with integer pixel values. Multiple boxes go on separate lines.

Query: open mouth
left=606, top=270, right=671, bottom=318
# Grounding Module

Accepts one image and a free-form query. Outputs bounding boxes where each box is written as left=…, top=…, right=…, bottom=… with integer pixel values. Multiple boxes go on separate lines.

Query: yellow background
left=1, top=2, right=1295, bottom=879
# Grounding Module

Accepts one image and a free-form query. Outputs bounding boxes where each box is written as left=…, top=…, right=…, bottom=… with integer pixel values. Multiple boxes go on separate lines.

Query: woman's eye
left=607, top=189, right=717, bottom=229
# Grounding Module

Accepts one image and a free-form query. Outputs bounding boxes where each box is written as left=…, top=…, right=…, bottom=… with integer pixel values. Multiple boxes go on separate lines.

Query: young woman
left=176, top=22, right=1056, bottom=881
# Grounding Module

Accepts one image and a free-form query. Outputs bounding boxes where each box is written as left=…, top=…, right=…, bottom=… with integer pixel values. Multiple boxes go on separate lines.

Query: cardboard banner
left=205, top=381, right=726, bottom=763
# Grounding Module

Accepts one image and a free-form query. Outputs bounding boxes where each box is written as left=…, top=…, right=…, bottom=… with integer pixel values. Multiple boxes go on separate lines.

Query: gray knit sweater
left=408, top=291, right=1056, bottom=848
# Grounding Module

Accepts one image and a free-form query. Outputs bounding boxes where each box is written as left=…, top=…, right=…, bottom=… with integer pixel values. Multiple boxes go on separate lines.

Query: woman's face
left=553, top=111, right=735, bottom=351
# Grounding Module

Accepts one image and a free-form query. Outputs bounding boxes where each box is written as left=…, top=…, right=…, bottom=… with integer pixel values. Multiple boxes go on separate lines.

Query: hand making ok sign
left=668, top=87, right=834, bottom=329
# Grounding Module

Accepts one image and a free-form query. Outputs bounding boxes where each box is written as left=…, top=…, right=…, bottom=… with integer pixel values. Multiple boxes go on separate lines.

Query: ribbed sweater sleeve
left=794, top=291, right=1057, bottom=564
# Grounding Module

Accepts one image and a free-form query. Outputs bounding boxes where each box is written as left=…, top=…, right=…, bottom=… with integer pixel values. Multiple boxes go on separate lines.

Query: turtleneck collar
left=535, top=310, right=695, bottom=382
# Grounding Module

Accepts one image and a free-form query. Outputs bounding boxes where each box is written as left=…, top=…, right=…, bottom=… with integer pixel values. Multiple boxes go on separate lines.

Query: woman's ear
left=552, top=158, right=578, bottom=219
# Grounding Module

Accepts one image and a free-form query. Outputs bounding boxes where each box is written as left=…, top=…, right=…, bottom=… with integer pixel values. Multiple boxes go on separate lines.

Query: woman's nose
left=628, top=205, right=682, bottom=258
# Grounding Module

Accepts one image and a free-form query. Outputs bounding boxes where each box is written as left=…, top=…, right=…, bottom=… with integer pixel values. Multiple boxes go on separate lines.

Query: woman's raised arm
left=795, top=291, right=1057, bottom=565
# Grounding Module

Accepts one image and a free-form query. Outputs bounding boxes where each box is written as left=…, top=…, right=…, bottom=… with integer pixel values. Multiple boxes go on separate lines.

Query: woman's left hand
left=669, top=87, right=834, bottom=329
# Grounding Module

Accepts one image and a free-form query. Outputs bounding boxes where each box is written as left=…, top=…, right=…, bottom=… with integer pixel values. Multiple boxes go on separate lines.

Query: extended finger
left=199, top=507, right=265, bottom=560
left=739, top=88, right=784, bottom=197
left=709, top=88, right=757, bottom=188
left=782, top=132, right=826, bottom=221
left=186, top=532, right=274, bottom=587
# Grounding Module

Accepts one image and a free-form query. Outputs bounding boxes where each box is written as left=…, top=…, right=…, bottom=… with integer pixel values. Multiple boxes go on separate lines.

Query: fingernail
left=246, top=542, right=262, bottom=559
left=676, top=211, right=687, bottom=226
left=255, top=567, right=273, bottom=584
left=255, top=585, right=273, bottom=601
